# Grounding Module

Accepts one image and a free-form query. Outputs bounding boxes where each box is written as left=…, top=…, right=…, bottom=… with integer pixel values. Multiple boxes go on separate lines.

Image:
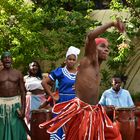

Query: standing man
left=0, top=51, right=27, bottom=140
left=40, top=20, right=125, bottom=140
left=99, top=75, right=134, bottom=107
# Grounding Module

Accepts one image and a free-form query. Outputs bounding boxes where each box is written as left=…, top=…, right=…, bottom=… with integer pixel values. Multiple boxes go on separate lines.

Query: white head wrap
left=66, top=46, right=80, bottom=59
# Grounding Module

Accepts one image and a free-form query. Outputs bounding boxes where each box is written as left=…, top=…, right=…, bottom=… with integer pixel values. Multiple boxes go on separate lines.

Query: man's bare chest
left=0, top=71, right=19, bottom=83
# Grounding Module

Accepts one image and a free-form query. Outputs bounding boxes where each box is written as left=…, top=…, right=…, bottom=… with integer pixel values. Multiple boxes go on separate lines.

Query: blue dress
left=49, top=66, right=77, bottom=140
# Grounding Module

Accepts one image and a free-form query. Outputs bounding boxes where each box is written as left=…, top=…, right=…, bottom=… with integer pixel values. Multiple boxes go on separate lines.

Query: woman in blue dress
left=42, top=46, right=80, bottom=140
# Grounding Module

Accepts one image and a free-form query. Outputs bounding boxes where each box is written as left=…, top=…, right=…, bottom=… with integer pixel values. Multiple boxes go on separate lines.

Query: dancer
left=40, top=19, right=125, bottom=140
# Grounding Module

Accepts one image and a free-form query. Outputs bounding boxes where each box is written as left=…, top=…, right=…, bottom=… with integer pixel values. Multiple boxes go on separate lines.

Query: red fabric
left=47, top=90, right=59, bottom=105
left=40, top=98, right=122, bottom=140
left=95, top=38, right=108, bottom=46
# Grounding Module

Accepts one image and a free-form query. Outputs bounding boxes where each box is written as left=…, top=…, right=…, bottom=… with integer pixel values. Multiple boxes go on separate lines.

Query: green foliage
left=1, top=0, right=138, bottom=76
left=0, top=0, right=47, bottom=70
left=131, top=92, right=140, bottom=103
left=110, top=0, right=124, bottom=10
left=100, top=0, right=140, bottom=90
left=106, top=0, right=139, bottom=75
left=0, top=0, right=97, bottom=72
left=127, top=0, right=140, bottom=36
left=100, top=69, right=112, bottom=92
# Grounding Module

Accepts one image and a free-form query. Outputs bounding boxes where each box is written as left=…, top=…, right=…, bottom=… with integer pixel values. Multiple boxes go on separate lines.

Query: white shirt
left=24, top=76, right=44, bottom=91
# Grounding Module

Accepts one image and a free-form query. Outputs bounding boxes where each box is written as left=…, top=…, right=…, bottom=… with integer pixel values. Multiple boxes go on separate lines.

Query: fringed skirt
left=40, top=97, right=122, bottom=140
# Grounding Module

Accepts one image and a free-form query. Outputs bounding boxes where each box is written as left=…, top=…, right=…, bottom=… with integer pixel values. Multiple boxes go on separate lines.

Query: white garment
left=66, top=46, right=80, bottom=59
left=24, top=76, right=44, bottom=91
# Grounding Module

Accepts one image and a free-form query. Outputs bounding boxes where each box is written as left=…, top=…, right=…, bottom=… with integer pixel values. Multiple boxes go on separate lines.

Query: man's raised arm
left=85, top=20, right=125, bottom=58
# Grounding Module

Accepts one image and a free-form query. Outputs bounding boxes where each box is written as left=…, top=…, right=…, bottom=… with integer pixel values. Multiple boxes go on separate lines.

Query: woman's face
left=29, top=62, right=39, bottom=76
left=66, top=54, right=77, bottom=69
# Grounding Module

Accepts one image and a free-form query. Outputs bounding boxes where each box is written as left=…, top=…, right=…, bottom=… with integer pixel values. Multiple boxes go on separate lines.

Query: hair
left=112, top=75, right=122, bottom=81
left=28, top=61, right=43, bottom=79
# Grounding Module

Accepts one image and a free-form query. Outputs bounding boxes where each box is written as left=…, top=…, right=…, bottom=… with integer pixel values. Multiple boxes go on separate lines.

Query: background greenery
left=0, top=0, right=139, bottom=94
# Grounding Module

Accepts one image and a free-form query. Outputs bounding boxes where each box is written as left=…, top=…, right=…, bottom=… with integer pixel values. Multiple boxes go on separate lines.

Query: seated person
left=99, top=75, right=134, bottom=107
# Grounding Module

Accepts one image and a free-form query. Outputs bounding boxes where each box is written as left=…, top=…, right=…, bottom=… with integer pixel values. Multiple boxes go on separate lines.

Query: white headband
left=66, top=46, right=80, bottom=59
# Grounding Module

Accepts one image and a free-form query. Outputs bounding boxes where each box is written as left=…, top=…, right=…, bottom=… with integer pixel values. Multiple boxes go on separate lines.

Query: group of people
left=0, top=19, right=135, bottom=140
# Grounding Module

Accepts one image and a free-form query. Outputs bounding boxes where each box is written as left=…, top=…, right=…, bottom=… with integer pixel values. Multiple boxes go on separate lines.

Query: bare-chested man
left=0, top=51, right=27, bottom=140
left=0, top=60, right=3, bottom=71
left=40, top=20, right=125, bottom=140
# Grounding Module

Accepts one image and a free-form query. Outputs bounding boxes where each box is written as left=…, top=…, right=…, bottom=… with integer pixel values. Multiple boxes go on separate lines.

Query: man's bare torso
left=0, top=69, right=21, bottom=97
left=75, top=57, right=100, bottom=105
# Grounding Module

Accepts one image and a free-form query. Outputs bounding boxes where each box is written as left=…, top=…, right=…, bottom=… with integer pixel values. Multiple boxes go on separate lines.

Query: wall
left=92, top=9, right=140, bottom=93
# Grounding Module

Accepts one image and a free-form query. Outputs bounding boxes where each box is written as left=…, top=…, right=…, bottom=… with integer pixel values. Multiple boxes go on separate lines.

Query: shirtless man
left=0, top=60, right=3, bottom=71
left=0, top=51, right=27, bottom=140
left=40, top=20, right=125, bottom=140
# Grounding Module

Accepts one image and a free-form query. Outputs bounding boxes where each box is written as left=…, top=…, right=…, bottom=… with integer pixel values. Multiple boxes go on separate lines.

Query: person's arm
left=127, top=91, right=135, bottom=107
left=99, top=92, right=106, bottom=106
left=85, top=20, right=125, bottom=63
left=42, top=76, right=58, bottom=101
left=19, top=72, right=26, bottom=118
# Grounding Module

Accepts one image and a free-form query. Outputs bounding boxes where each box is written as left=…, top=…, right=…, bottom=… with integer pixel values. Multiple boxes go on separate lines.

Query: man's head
left=1, top=51, right=12, bottom=60
left=95, top=38, right=109, bottom=62
left=112, top=75, right=122, bottom=92
left=1, top=51, right=12, bottom=69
